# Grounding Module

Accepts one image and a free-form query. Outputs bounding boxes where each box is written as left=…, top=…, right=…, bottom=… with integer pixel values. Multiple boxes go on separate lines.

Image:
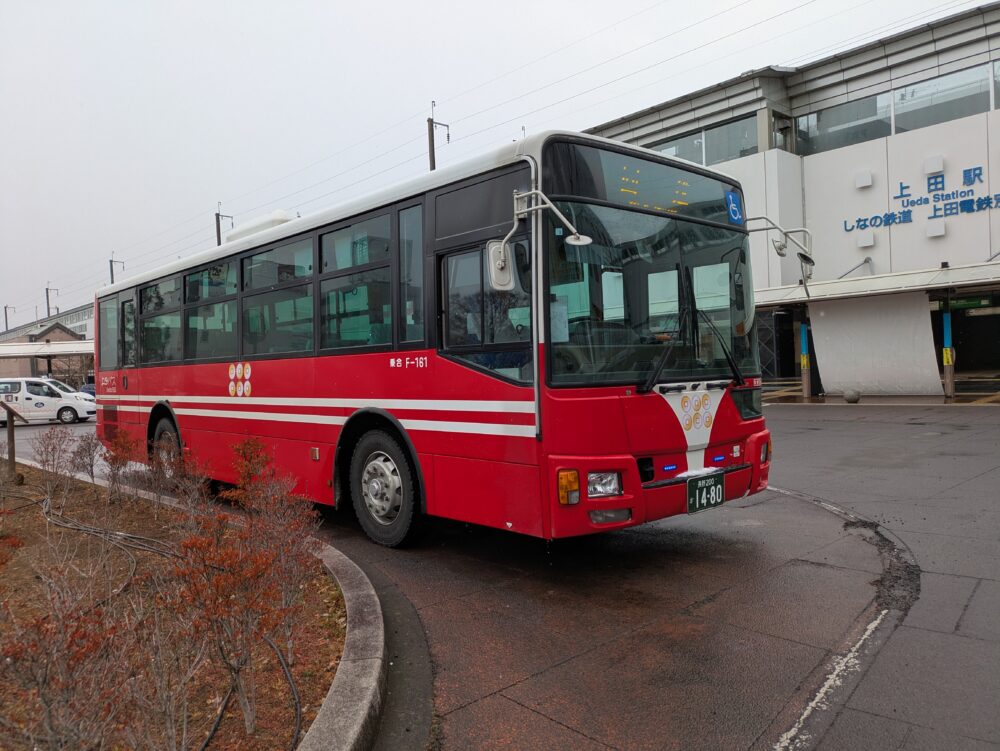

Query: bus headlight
left=760, top=439, right=771, bottom=464
left=587, top=471, right=622, bottom=498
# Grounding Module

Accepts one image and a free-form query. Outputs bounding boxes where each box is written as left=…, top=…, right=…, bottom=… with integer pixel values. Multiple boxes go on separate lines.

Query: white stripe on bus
left=100, top=404, right=536, bottom=438
left=97, top=394, right=535, bottom=413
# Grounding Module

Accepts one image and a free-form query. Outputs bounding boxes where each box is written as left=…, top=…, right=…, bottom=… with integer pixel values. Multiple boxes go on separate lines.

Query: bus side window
left=399, top=206, right=424, bottom=343
left=122, top=299, right=137, bottom=367
left=244, top=307, right=268, bottom=345
left=441, top=243, right=532, bottom=382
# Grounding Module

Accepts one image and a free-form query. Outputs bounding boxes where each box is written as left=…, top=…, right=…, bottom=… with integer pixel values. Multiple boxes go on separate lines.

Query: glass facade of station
left=654, top=62, right=1000, bottom=165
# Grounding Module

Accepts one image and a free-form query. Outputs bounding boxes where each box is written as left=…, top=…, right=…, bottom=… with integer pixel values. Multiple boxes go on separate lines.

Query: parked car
left=78, top=383, right=96, bottom=397
left=43, top=377, right=98, bottom=407
left=0, top=378, right=97, bottom=425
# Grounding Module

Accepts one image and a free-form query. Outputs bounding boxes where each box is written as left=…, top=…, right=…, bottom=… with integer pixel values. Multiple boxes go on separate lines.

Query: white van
left=43, top=378, right=98, bottom=407
left=0, top=377, right=97, bottom=425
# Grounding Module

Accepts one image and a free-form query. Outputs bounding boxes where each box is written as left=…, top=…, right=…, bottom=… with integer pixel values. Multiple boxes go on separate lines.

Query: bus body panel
left=539, top=343, right=770, bottom=538
left=94, top=131, right=771, bottom=544
left=100, top=350, right=540, bottom=526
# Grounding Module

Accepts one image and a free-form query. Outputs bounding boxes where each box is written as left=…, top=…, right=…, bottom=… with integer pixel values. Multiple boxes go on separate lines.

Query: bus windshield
left=546, top=202, right=759, bottom=386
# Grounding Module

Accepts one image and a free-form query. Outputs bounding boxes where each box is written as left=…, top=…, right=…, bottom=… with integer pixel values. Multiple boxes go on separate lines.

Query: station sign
left=841, top=166, right=997, bottom=233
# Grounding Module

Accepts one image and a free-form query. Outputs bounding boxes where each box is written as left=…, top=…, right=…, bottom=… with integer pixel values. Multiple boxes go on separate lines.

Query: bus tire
left=152, top=417, right=181, bottom=466
left=350, top=430, right=418, bottom=547
left=58, top=407, right=78, bottom=424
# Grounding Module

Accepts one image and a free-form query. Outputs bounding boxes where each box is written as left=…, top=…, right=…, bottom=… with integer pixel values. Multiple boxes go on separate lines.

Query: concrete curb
left=13, top=457, right=387, bottom=751
left=299, top=544, right=386, bottom=751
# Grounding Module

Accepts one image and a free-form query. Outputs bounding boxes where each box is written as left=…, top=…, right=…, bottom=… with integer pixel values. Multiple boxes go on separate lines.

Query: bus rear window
left=99, top=297, right=119, bottom=370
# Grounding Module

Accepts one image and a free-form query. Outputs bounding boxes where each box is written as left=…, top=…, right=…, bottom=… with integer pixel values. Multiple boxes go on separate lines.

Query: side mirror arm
left=746, top=215, right=816, bottom=298
left=487, top=190, right=593, bottom=292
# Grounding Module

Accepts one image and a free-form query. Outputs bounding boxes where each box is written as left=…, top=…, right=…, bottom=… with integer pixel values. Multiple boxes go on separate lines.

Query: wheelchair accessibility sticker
left=725, top=191, right=744, bottom=225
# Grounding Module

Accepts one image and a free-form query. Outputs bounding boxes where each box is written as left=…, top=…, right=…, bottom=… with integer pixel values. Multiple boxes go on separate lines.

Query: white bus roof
left=97, top=130, right=738, bottom=298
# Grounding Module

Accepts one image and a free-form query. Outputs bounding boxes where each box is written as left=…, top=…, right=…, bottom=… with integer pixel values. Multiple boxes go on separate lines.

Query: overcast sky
left=0, top=0, right=982, bottom=328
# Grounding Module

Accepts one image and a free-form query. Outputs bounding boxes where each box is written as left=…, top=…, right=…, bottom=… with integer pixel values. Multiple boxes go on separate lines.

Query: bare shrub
left=173, top=510, right=283, bottom=734
left=70, top=431, right=102, bottom=493
left=122, top=571, right=209, bottom=751
left=0, top=543, right=132, bottom=750
left=170, top=456, right=213, bottom=534
left=29, top=427, right=73, bottom=512
left=0, top=517, right=22, bottom=595
left=134, top=434, right=180, bottom=523
left=103, top=429, right=138, bottom=504
left=224, top=439, right=320, bottom=666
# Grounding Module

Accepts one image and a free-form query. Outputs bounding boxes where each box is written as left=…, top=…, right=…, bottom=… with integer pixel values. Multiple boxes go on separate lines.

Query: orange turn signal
left=557, top=469, right=580, bottom=505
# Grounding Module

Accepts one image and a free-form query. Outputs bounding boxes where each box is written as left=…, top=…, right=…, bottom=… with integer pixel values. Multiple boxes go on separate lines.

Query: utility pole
left=45, top=283, right=58, bottom=318
left=215, top=202, right=233, bottom=246
left=426, top=101, right=450, bottom=172
left=3, top=305, right=13, bottom=331
left=109, top=253, right=125, bottom=284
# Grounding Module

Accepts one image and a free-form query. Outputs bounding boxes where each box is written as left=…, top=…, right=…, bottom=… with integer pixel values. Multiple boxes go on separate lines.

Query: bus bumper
left=547, top=429, right=771, bottom=539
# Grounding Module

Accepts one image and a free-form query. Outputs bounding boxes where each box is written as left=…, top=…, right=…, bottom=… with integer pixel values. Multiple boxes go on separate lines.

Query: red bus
left=96, top=132, right=771, bottom=546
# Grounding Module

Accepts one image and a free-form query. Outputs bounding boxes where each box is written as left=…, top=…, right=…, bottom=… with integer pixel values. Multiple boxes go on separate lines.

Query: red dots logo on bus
left=228, top=361, right=253, bottom=397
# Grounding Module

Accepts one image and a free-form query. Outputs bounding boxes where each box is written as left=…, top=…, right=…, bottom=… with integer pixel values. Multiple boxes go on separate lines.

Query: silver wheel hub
left=360, top=451, right=402, bottom=525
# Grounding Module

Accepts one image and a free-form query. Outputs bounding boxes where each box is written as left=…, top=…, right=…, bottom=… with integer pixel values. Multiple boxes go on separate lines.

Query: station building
left=589, top=3, right=1000, bottom=395
left=0, top=303, right=95, bottom=384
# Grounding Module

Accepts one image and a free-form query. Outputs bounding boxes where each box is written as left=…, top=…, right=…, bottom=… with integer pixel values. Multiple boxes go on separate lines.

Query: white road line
left=773, top=609, right=888, bottom=751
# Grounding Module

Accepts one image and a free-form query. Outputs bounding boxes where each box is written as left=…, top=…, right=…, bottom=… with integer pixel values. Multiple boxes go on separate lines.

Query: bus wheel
left=152, top=418, right=181, bottom=468
left=350, top=431, right=418, bottom=547
left=58, top=407, right=78, bottom=424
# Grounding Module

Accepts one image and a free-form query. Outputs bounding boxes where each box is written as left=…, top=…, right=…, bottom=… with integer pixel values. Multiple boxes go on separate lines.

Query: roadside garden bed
left=0, top=433, right=346, bottom=750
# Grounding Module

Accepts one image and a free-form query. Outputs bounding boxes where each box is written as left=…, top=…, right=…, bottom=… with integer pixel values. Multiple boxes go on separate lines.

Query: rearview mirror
left=486, top=240, right=515, bottom=291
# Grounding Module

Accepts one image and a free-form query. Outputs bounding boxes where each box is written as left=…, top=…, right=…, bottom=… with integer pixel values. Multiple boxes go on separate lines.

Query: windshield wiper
left=635, top=263, right=697, bottom=394
left=695, top=309, right=744, bottom=386
left=637, top=305, right=689, bottom=393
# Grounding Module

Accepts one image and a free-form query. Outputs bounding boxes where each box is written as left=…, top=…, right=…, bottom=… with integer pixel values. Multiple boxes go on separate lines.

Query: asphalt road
left=4, top=420, right=95, bottom=465
left=11, top=407, right=997, bottom=750
left=767, top=404, right=999, bottom=751
left=323, top=493, right=885, bottom=751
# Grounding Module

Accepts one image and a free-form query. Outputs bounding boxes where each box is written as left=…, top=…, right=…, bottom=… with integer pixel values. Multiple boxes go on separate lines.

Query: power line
left=230, top=134, right=428, bottom=221
left=7, top=1, right=971, bottom=324
left=433, top=0, right=675, bottom=109
left=446, top=0, right=825, bottom=146
left=449, top=0, right=761, bottom=128
left=5, top=0, right=751, bottom=317
left=522, top=0, right=970, bottom=134
left=18, top=0, right=687, bottom=302
left=778, top=0, right=976, bottom=66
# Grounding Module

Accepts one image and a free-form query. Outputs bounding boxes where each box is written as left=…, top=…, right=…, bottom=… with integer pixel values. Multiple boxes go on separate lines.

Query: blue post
left=942, top=309, right=955, bottom=397
left=799, top=322, right=811, bottom=398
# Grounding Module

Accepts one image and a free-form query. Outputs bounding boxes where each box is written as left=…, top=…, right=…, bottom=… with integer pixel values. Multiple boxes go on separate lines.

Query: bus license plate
left=687, top=473, right=725, bottom=514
